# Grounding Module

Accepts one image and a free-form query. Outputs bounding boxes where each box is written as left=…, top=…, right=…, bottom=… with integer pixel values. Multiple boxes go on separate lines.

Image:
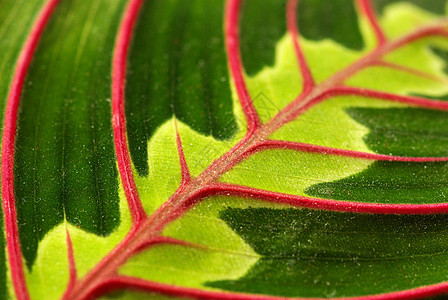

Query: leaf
left=209, top=208, right=448, bottom=298
left=14, top=0, right=125, bottom=270
left=3, top=0, right=448, bottom=300
left=125, top=0, right=237, bottom=176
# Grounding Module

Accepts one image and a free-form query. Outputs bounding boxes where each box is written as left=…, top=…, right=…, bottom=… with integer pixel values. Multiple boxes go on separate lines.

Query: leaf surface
left=14, top=0, right=126, bottom=269
left=209, top=207, right=448, bottom=298
left=2, top=1, right=448, bottom=300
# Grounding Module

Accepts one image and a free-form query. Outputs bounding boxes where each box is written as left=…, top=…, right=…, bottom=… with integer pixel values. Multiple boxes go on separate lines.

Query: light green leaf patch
left=25, top=224, right=70, bottom=300
left=270, top=97, right=410, bottom=153
left=246, top=34, right=360, bottom=123
left=349, top=4, right=448, bottom=94
left=221, top=149, right=372, bottom=197
left=25, top=186, right=133, bottom=300
left=118, top=234, right=258, bottom=290
left=133, top=118, right=244, bottom=215
left=381, top=2, right=447, bottom=38
left=119, top=119, right=258, bottom=288
left=118, top=196, right=292, bottom=290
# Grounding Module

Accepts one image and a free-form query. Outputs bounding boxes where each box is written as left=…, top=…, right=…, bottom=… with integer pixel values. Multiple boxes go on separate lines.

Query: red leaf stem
left=225, top=0, right=262, bottom=133
left=92, top=275, right=448, bottom=300
left=330, top=86, right=448, bottom=110
left=251, top=140, right=448, bottom=162
left=112, top=0, right=147, bottom=225
left=373, top=61, right=448, bottom=84
left=174, top=120, right=191, bottom=185
left=208, top=183, right=448, bottom=214
left=355, top=0, right=386, bottom=46
left=61, top=229, right=77, bottom=299
left=134, top=236, right=202, bottom=254
left=0, top=0, right=60, bottom=299
left=287, top=0, right=315, bottom=93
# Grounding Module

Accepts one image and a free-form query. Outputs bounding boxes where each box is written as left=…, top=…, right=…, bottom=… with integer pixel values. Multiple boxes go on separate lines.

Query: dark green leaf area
left=0, top=0, right=46, bottom=133
left=308, top=107, right=448, bottom=204
left=15, top=0, right=125, bottom=269
left=209, top=207, right=448, bottom=298
left=347, top=107, right=448, bottom=157
left=239, top=0, right=363, bottom=75
left=373, top=0, right=446, bottom=15
left=126, top=0, right=236, bottom=176
left=306, top=161, right=448, bottom=204
left=239, top=0, right=286, bottom=75
left=427, top=295, right=448, bottom=300
left=0, top=0, right=46, bottom=294
left=297, top=0, right=363, bottom=50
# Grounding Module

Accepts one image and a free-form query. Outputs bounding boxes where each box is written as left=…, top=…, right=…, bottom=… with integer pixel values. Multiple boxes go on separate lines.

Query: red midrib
left=111, top=0, right=146, bottom=226
left=1, top=0, right=60, bottom=299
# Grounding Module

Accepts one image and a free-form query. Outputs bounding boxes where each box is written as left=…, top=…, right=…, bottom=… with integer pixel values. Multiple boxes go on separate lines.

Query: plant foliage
left=2, top=0, right=448, bottom=299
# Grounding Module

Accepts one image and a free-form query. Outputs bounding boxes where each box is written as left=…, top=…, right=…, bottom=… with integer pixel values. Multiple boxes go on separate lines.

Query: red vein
left=373, top=61, right=448, bottom=84
left=174, top=120, right=191, bottom=184
left=61, top=0, right=148, bottom=296
left=61, top=229, right=77, bottom=299
left=225, top=0, right=262, bottom=133
left=63, top=226, right=143, bottom=300
left=134, top=236, right=201, bottom=254
left=64, top=223, right=211, bottom=300
left=385, top=22, right=448, bottom=50
left=251, top=140, right=448, bottom=162
left=111, top=0, right=147, bottom=225
left=355, top=0, right=386, bottom=46
left=94, top=276, right=291, bottom=300
left=209, top=183, right=448, bottom=214
left=331, top=86, right=448, bottom=111
left=266, top=21, right=448, bottom=130
left=92, top=275, right=448, bottom=300
left=0, top=0, right=59, bottom=299
left=287, top=0, right=315, bottom=92
left=66, top=230, right=77, bottom=284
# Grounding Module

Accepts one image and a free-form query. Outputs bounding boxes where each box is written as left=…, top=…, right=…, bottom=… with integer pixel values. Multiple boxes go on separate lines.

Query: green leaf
left=208, top=207, right=448, bottom=298
left=0, top=0, right=48, bottom=297
left=346, top=107, right=448, bottom=157
left=125, top=0, right=237, bottom=176
left=14, top=0, right=125, bottom=269
left=3, top=0, right=448, bottom=300
left=373, top=0, right=447, bottom=15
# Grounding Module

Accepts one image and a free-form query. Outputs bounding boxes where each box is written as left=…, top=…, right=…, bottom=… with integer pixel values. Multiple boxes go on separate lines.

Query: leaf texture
left=2, top=0, right=448, bottom=300
left=14, top=0, right=125, bottom=269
